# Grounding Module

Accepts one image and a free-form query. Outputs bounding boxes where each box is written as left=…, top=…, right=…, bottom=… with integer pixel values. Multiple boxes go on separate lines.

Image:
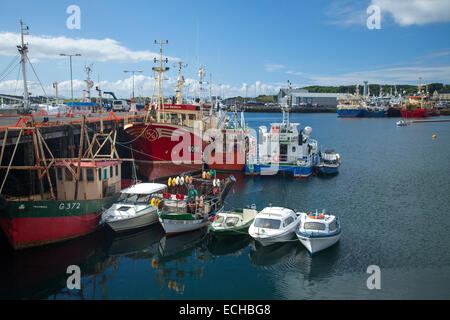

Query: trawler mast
left=152, top=40, right=169, bottom=112
left=18, top=20, right=30, bottom=109
left=175, top=61, right=187, bottom=105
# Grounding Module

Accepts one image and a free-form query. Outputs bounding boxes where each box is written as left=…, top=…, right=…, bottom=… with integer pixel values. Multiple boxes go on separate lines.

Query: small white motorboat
left=396, top=119, right=408, bottom=126
left=296, top=210, right=341, bottom=254
left=248, top=206, right=301, bottom=246
left=101, top=183, right=167, bottom=232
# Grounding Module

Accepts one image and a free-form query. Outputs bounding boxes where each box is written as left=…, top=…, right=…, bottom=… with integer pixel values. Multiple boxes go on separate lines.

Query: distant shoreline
left=243, top=107, right=337, bottom=113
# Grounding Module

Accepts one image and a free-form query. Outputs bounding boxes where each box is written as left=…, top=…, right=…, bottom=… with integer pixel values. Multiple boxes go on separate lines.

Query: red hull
left=126, top=122, right=206, bottom=180
left=0, top=214, right=100, bottom=250
left=206, top=151, right=246, bottom=172
left=401, top=108, right=428, bottom=118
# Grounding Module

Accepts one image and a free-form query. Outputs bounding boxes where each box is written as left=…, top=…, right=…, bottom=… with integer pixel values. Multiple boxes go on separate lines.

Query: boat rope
left=0, top=128, right=23, bottom=194
left=0, top=60, right=20, bottom=83
left=26, top=55, right=48, bottom=98
left=0, top=55, right=19, bottom=79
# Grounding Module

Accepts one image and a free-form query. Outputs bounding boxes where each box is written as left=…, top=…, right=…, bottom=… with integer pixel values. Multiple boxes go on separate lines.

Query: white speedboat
left=248, top=207, right=301, bottom=246
left=396, top=119, right=408, bottom=126
left=296, top=210, right=341, bottom=254
left=101, top=183, right=167, bottom=232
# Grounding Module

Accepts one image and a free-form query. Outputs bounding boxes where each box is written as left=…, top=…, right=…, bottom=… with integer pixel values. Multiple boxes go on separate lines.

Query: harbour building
left=278, top=89, right=345, bottom=107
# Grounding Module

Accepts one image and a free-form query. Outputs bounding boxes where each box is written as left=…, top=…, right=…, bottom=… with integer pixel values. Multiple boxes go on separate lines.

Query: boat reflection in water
left=151, top=228, right=210, bottom=294
left=206, top=234, right=252, bottom=257
left=0, top=230, right=105, bottom=299
left=248, top=241, right=299, bottom=269
left=103, top=224, right=165, bottom=258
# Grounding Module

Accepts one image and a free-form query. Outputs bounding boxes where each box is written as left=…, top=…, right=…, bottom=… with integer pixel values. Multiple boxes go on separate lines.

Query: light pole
left=124, top=70, right=143, bottom=101
left=60, top=53, right=81, bottom=106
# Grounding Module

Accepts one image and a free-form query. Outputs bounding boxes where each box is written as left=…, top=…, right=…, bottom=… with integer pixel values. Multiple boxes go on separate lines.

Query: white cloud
left=372, top=0, right=450, bottom=26
left=328, top=0, right=450, bottom=27
left=285, top=70, right=303, bottom=76
left=0, top=76, right=279, bottom=99
left=0, top=32, right=179, bottom=62
left=304, top=66, right=450, bottom=85
left=265, top=64, right=286, bottom=72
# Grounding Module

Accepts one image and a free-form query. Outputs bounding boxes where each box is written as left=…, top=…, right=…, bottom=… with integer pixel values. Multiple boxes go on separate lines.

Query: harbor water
left=1, top=113, right=449, bottom=299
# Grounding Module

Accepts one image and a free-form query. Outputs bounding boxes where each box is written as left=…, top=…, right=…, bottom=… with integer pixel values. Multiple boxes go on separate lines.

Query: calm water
left=1, top=113, right=449, bottom=300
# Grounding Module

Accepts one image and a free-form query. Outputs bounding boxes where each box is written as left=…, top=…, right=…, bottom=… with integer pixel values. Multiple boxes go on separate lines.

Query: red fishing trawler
left=124, top=44, right=221, bottom=181
left=401, top=78, right=439, bottom=118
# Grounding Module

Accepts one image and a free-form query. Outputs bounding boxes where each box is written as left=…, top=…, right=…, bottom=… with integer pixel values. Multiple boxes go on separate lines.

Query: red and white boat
left=401, top=78, right=439, bottom=118
left=124, top=47, right=219, bottom=181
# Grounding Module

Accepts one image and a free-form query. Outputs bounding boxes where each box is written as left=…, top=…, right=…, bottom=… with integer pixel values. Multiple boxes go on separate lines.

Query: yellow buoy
left=168, top=178, right=171, bottom=186
left=155, top=199, right=160, bottom=206
left=151, top=198, right=155, bottom=206
left=202, top=171, right=206, bottom=179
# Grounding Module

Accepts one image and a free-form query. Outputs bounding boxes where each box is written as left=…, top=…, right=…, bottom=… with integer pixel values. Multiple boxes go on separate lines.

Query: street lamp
left=124, top=70, right=143, bottom=101
left=60, top=53, right=81, bottom=106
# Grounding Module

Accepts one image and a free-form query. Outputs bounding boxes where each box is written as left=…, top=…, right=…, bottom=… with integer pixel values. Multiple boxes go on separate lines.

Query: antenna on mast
left=18, top=19, right=30, bottom=109
left=151, top=40, right=169, bottom=119
left=174, top=61, right=187, bottom=105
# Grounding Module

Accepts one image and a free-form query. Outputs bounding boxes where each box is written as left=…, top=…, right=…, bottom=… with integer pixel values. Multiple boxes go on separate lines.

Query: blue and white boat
left=296, top=210, right=341, bottom=254
left=336, top=85, right=365, bottom=117
left=315, top=150, right=340, bottom=175
left=245, top=82, right=319, bottom=178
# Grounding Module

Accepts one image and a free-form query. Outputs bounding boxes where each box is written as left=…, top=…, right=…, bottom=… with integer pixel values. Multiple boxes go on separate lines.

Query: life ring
left=308, top=212, right=324, bottom=219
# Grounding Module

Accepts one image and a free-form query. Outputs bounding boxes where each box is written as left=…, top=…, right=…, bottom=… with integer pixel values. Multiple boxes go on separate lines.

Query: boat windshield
left=254, top=218, right=281, bottom=229
left=304, top=222, right=325, bottom=231
left=117, top=193, right=138, bottom=204
left=136, top=194, right=151, bottom=204
left=214, top=216, right=225, bottom=223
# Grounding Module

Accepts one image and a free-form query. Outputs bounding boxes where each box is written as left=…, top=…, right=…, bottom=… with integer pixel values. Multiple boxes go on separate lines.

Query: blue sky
left=0, top=0, right=449, bottom=98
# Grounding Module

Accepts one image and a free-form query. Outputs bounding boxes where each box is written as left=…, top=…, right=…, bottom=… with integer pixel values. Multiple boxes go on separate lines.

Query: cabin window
left=329, top=220, right=338, bottom=232
left=283, top=216, right=294, bottom=227
left=215, top=215, right=225, bottom=223
left=115, top=165, right=118, bottom=176
left=304, top=222, right=325, bottom=231
left=136, top=194, right=151, bottom=204
left=98, top=168, right=102, bottom=181
left=65, top=168, right=73, bottom=181
left=292, top=147, right=296, bottom=153
left=181, top=114, right=186, bottom=120
left=110, top=166, right=113, bottom=178
left=57, top=168, right=62, bottom=180
left=254, top=218, right=281, bottom=230
left=87, top=168, right=94, bottom=182
left=189, top=114, right=195, bottom=120
left=79, top=168, right=83, bottom=181
left=104, top=168, right=107, bottom=180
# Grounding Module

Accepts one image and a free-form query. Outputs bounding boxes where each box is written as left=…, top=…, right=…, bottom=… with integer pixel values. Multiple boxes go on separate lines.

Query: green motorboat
left=208, top=205, right=258, bottom=237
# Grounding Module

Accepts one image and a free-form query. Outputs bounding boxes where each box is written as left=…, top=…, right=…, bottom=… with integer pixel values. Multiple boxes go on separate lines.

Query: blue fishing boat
left=336, top=85, right=365, bottom=118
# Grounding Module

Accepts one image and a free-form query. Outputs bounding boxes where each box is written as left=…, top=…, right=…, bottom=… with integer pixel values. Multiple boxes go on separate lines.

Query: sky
left=0, top=0, right=449, bottom=99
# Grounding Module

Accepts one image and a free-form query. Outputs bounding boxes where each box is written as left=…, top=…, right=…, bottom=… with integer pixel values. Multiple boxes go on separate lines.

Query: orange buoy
left=432, top=134, right=437, bottom=139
